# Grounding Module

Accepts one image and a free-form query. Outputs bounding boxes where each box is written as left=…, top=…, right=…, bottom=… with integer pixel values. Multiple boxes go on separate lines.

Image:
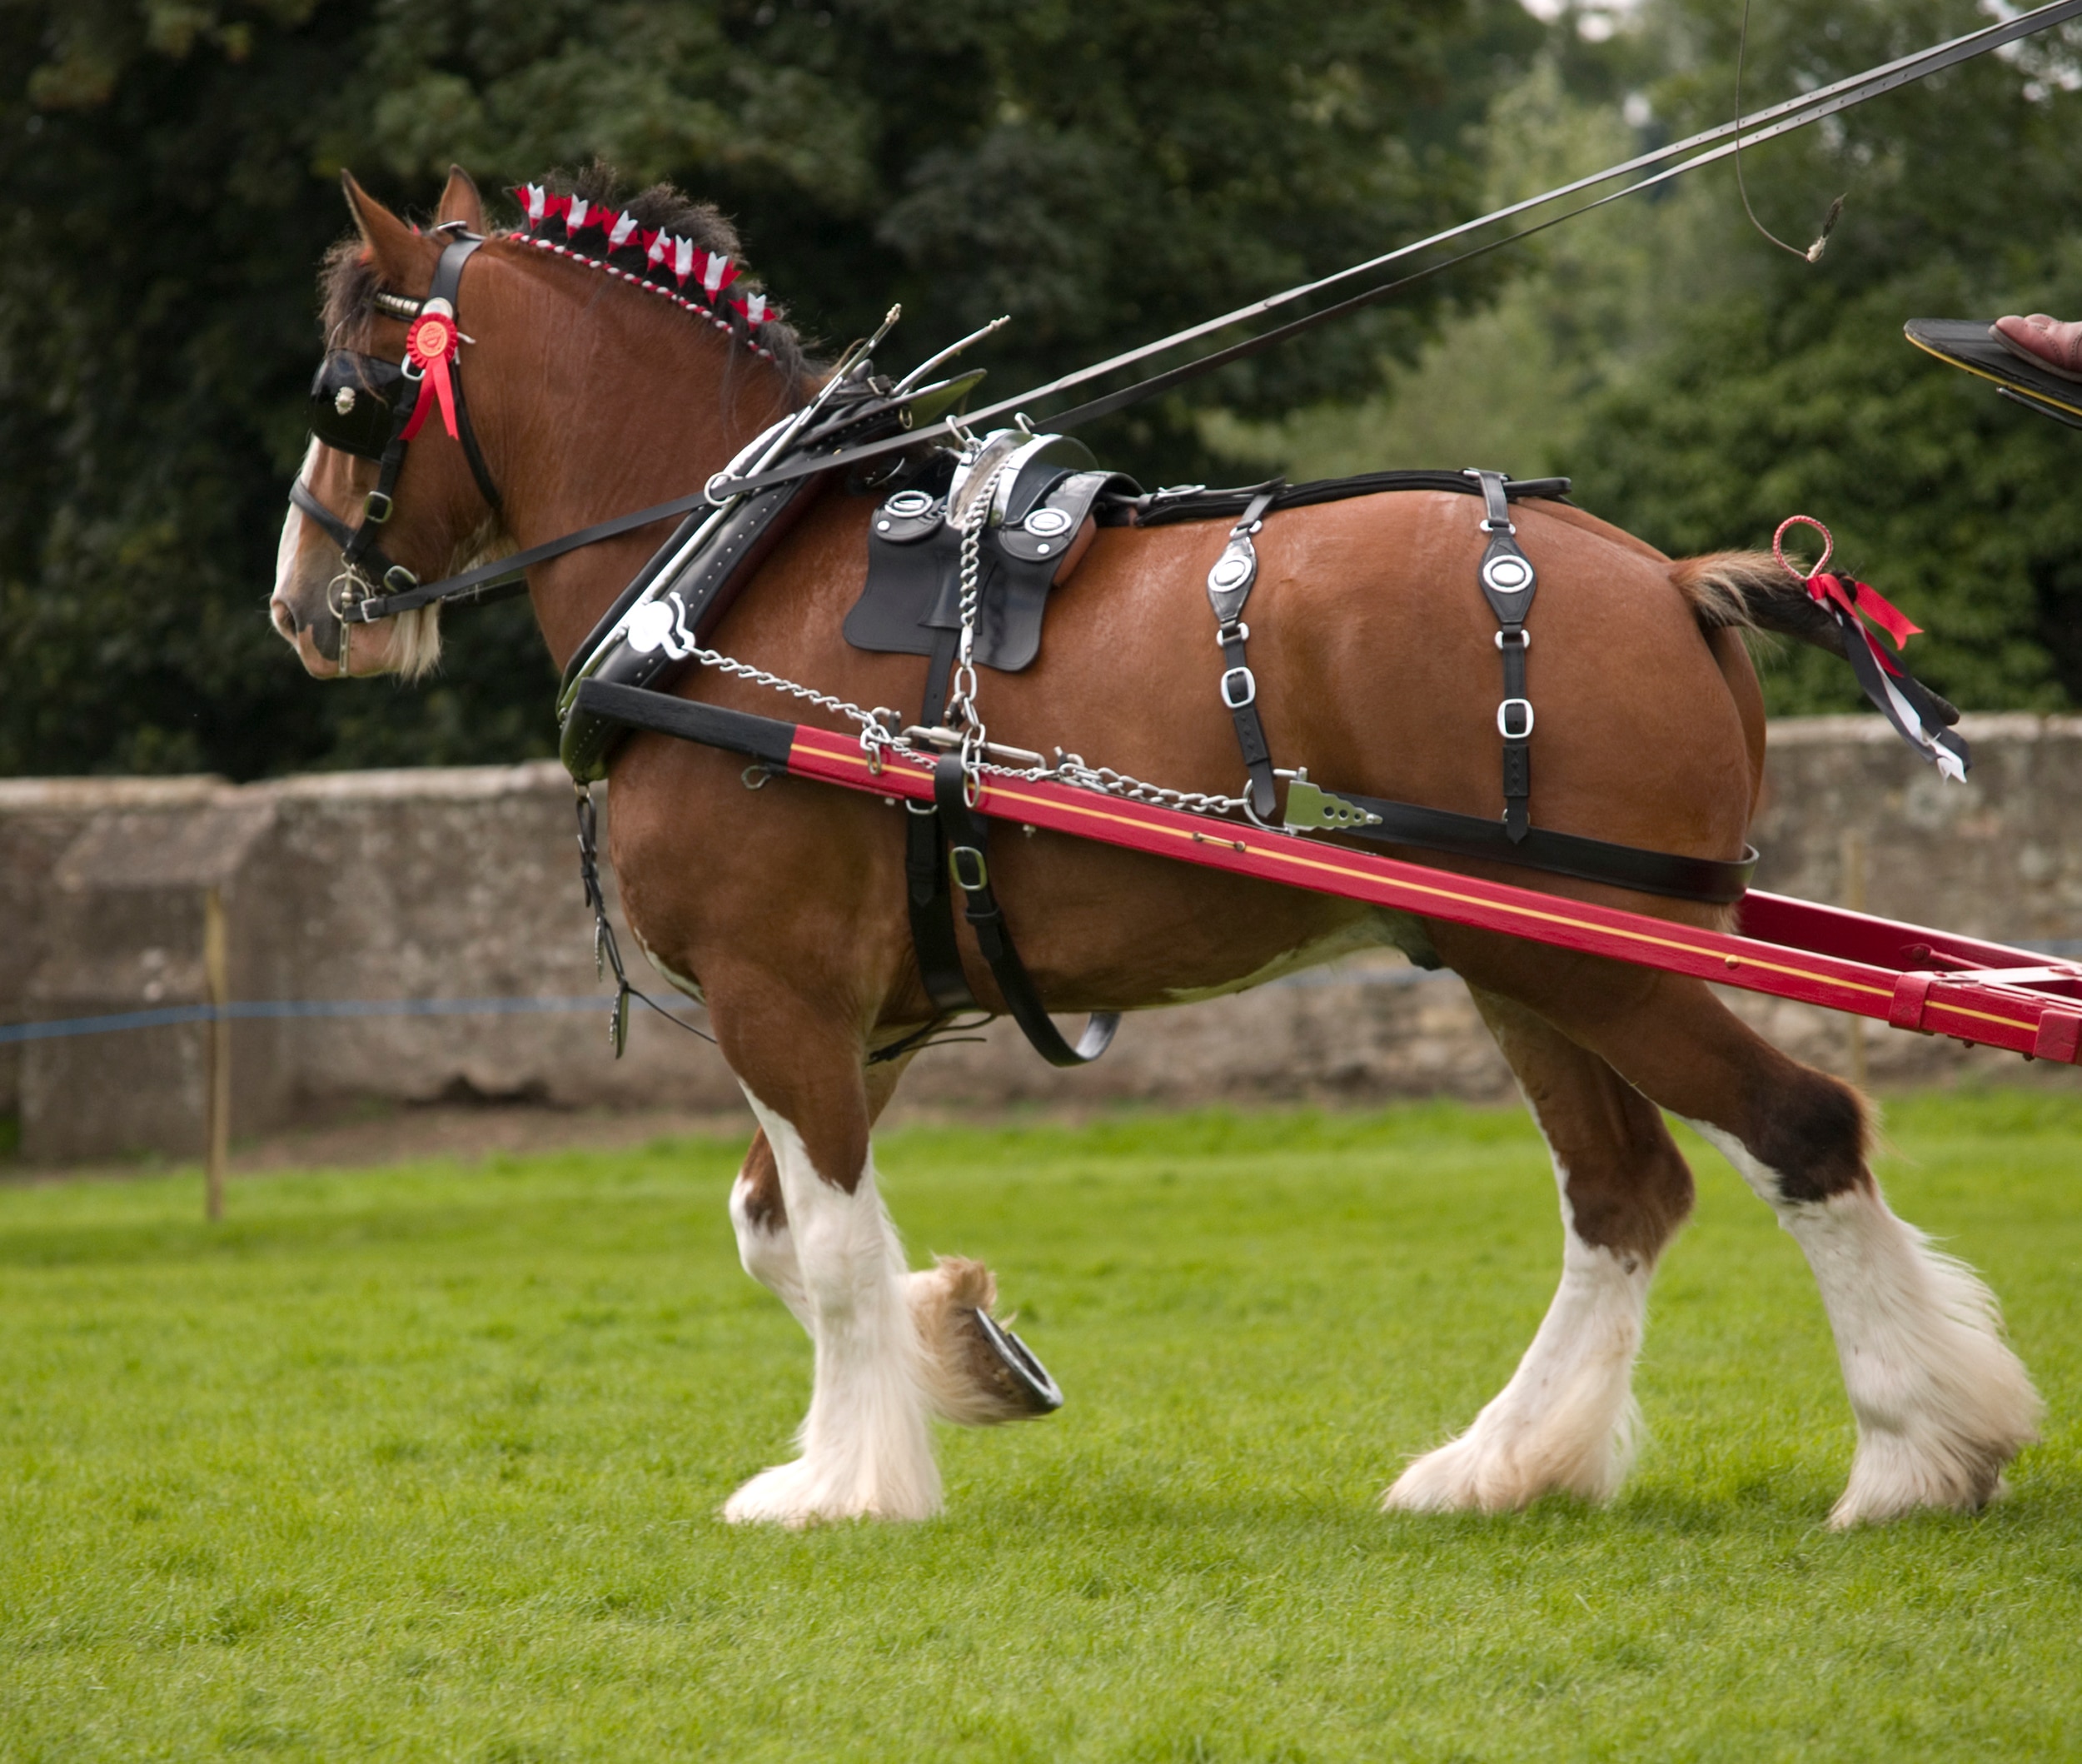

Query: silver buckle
left=1497, top=697, right=1535, bottom=740
left=1220, top=665, right=1257, bottom=710
left=949, top=845, right=989, bottom=892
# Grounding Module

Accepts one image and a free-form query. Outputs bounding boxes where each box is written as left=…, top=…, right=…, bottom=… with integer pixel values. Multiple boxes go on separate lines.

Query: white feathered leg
left=1689, top=1123, right=2040, bottom=1527
left=722, top=1094, right=939, bottom=1526
left=730, top=1158, right=812, bottom=1331
left=730, top=1142, right=1044, bottom=1429
left=1386, top=1160, right=1649, bottom=1512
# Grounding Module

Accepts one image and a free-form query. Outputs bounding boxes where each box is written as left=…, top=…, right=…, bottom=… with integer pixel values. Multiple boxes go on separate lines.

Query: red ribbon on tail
left=1772, top=515, right=1968, bottom=782
left=1804, top=571, right=1921, bottom=676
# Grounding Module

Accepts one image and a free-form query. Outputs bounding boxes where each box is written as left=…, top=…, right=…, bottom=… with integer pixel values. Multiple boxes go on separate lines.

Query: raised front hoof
left=720, top=1460, right=941, bottom=1528
left=911, top=1257, right=1064, bottom=1426
left=970, top=1308, right=1064, bottom=1418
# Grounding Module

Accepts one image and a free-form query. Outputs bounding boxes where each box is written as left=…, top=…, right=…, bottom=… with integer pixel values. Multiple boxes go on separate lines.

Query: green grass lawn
left=2, top=1092, right=2080, bottom=1762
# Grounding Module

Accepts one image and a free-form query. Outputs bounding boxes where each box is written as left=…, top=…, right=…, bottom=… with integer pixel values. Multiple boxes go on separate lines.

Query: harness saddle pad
left=844, top=454, right=1575, bottom=675
left=845, top=441, right=1142, bottom=673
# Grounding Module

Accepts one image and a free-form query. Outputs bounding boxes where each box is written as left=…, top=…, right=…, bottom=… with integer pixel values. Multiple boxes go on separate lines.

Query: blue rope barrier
left=4, top=939, right=2075, bottom=1044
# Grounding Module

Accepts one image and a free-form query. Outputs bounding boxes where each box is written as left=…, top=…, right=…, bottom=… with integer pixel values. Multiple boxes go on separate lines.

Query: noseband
left=289, top=231, right=506, bottom=657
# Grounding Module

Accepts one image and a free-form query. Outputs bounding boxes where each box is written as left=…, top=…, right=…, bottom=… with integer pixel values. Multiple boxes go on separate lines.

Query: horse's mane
left=321, top=164, right=808, bottom=388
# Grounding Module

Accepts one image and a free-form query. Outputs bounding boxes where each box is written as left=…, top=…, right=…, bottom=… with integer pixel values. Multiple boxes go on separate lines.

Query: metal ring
left=1772, top=514, right=1834, bottom=581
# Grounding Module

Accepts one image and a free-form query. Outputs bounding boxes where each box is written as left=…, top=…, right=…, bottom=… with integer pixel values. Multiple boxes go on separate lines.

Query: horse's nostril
left=271, top=597, right=301, bottom=639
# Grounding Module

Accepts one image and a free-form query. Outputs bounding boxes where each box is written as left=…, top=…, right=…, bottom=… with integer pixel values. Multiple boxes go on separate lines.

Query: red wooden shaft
left=789, top=727, right=2082, bottom=1066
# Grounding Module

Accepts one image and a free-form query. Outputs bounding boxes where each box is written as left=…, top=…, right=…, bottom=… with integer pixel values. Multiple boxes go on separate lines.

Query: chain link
left=1037, top=755, right=1250, bottom=817
left=685, top=632, right=1253, bottom=820
left=682, top=642, right=896, bottom=735
left=943, top=446, right=1018, bottom=750
left=674, top=444, right=1252, bottom=823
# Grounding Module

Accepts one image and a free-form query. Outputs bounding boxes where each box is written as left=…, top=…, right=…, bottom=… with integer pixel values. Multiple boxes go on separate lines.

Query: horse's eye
left=334, top=386, right=357, bottom=415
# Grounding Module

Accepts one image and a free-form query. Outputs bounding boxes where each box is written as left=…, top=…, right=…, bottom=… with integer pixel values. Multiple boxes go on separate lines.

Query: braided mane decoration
left=506, top=182, right=784, bottom=362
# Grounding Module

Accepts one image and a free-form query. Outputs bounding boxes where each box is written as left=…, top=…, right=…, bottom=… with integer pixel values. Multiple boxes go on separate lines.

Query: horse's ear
left=436, top=165, right=486, bottom=235
left=340, top=170, right=435, bottom=289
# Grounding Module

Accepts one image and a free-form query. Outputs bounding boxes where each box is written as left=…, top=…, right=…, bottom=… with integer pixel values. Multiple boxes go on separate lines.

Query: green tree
left=1260, top=1, right=2082, bottom=715
left=0, top=0, right=1542, bottom=779
left=1571, top=0, right=2082, bottom=715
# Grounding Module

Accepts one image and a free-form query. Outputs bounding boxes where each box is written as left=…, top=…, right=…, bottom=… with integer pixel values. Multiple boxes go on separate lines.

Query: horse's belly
left=1157, top=907, right=1433, bottom=1004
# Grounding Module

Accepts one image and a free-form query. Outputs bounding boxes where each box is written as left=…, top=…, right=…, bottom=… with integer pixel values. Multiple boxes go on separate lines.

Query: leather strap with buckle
left=1467, top=468, right=1538, bottom=843
left=1206, top=480, right=1284, bottom=820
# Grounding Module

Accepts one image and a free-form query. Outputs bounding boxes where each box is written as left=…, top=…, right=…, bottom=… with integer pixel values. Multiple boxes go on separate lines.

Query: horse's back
left=1020, top=488, right=1761, bottom=875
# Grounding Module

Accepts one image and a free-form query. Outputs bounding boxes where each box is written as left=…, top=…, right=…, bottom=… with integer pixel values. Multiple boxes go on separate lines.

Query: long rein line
left=326, top=0, right=2082, bottom=627
left=709, top=0, right=2082, bottom=501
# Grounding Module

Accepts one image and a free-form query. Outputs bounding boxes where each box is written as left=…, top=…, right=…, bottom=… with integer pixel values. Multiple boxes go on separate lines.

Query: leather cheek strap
left=299, top=237, right=502, bottom=609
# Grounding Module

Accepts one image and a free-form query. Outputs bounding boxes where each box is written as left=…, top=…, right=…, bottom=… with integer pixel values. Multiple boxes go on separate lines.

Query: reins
left=702, top=0, right=2082, bottom=505
left=293, top=0, right=2082, bottom=630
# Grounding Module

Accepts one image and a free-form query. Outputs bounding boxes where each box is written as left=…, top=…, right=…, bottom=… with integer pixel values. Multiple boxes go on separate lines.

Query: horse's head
left=271, top=167, right=507, bottom=679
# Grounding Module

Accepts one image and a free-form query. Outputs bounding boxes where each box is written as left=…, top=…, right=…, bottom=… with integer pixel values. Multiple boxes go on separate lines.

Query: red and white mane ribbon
left=507, top=183, right=778, bottom=360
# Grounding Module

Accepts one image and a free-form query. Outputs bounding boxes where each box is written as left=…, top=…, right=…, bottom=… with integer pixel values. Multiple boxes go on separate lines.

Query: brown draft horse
left=272, top=167, right=2040, bottom=1527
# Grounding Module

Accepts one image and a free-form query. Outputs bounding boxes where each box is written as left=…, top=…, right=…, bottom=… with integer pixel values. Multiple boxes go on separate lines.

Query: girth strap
left=905, top=630, right=979, bottom=1014
left=932, top=755, right=1119, bottom=1067
left=1467, top=469, right=1538, bottom=842
left=1206, top=481, right=1285, bottom=820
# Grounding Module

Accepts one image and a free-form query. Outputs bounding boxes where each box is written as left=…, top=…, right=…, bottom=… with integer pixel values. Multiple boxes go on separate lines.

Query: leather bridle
left=289, top=231, right=506, bottom=660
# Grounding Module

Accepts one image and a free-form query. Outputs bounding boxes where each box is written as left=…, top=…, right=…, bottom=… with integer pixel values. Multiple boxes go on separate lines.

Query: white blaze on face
left=272, top=438, right=321, bottom=606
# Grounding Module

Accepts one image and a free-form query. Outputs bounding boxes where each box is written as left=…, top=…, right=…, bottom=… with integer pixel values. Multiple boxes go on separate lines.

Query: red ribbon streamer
left=400, top=311, right=460, bottom=442
left=1806, top=572, right=1921, bottom=676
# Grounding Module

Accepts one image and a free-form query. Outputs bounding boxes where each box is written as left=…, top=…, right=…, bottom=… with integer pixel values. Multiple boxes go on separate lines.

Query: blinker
left=308, top=350, right=407, bottom=459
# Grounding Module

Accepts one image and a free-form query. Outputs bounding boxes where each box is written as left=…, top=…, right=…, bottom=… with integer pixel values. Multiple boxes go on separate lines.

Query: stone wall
left=4, top=714, right=2079, bottom=1160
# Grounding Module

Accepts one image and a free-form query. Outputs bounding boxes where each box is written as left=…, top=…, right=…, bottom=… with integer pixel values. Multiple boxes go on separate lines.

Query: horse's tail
left=1667, top=550, right=1964, bottom=732
left=1666, top=551, right=1846, bottom=653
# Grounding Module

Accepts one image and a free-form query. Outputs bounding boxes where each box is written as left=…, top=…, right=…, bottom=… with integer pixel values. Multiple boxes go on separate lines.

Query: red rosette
left=401, top=308, right=460, bottom=441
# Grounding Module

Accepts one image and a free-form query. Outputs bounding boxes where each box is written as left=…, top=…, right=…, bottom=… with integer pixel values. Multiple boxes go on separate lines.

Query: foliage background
left=1246, top=0, right=2082, bottom=718
left=2, top=0, right=2080, bottom=776
left=0, top=0, right=1535, bottom=776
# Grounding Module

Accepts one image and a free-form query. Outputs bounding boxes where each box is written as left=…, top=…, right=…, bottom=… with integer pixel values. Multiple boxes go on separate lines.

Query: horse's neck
left=486, top=251, right=799, bottom=665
